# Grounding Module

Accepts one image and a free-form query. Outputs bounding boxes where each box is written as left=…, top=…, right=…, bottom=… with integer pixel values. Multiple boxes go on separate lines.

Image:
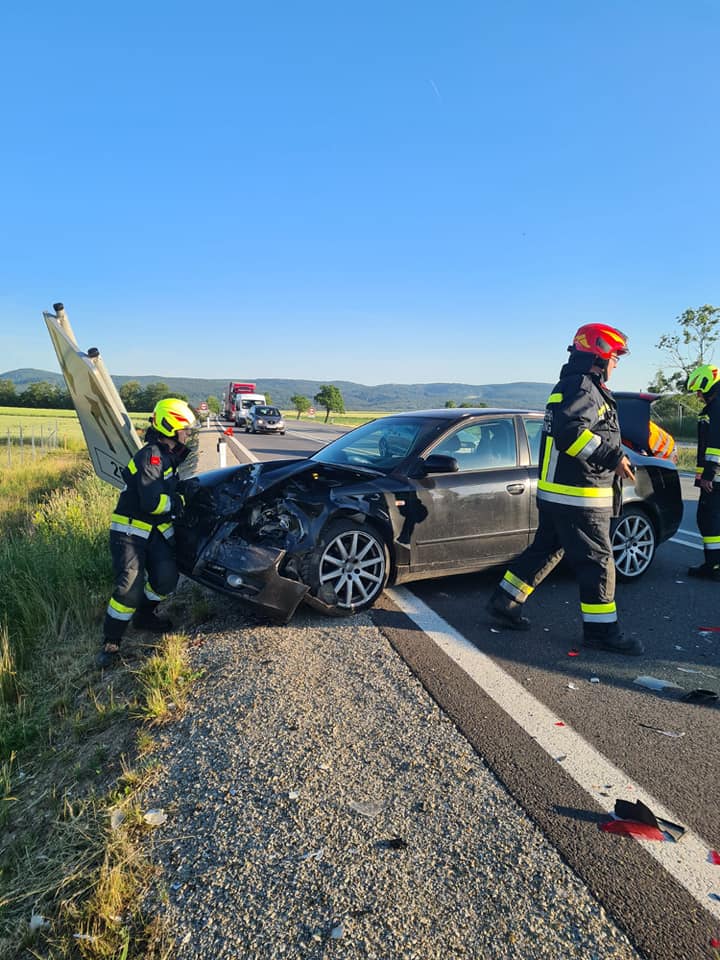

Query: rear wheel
left=302, top=519, right=389, bottom=615
left=612, top=505, right=656, bottom=580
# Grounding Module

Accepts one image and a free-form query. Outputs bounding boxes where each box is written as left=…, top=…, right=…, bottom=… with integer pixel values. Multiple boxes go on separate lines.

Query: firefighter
left=486, top=323, right=643, bottom=656
left=686, top=364, right=720, bottom=580
left=97, top=398, right=196, bottom=667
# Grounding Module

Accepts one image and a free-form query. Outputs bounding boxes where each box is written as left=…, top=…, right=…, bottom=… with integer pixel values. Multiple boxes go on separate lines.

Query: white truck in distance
left=234, top=391, right=266, bottom=427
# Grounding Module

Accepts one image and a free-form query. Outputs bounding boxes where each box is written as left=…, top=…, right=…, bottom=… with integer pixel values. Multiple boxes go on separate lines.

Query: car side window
left=523, top=418, right=543, bottom=466
left=432, top=419, right=517, bottom=472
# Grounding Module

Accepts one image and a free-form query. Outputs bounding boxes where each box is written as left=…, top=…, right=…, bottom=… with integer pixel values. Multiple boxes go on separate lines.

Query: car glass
left=255, top=407, right=276, bottom=416
left=523, top=418, right=543, bottom=465
left=311, top=417, right=446, bottom=472
left=430, top=418, right=517, bottom=471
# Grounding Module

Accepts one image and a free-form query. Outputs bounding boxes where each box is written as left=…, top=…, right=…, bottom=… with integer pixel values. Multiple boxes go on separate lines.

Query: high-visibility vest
left=648, top=421, right=676, bottom=460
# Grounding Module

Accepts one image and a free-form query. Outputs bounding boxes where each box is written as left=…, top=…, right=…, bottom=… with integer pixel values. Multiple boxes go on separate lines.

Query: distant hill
left=1, top=368, right=554, bottom=412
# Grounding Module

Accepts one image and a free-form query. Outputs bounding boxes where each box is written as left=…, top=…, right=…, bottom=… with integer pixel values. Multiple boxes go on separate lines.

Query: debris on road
left=143, top=808, right=168, bottom=826
left=637, top=723, right=685, bottom=739
left=709, top=850, right=720, bottom=865
left=347, top=799, right=385, bottom=818
left=612, top=798, right=685, bottom=842
left=633, top=675, right=683, bottom=692
left=683, top=689, right=718, bottom=703
left=600, top=819, right=665, bottom=841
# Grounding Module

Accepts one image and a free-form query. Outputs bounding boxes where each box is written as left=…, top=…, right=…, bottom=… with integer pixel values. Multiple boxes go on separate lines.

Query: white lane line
left=222, top=432, right=258, bottom=463
left=387, top=585, right=720, bottom=920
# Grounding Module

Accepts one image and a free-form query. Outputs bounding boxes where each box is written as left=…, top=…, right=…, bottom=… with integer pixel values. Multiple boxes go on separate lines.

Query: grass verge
left=0, top=453, right=210, bottom=958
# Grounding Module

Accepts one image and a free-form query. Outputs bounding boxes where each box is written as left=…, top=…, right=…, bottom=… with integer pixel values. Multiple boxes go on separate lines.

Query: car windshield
left=255, top=407, right=278, bottom=416
left=311, top=416, right=447, bottom=473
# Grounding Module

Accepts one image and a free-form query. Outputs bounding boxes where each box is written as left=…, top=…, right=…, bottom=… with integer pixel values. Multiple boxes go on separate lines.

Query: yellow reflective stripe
left=127, top=459, right=138, bottom=474
left=110, top=513, right=153, bottom=531
left=566, top=429, right=595, bottom=457
left=597, top=404, right=609, bottom=417
left=703, top=536, right=720, bottom=543
left=537, top=480, right=613, bottom=498
left=163, top=466, right=173, bottom=478
left=580, top=601, right=617, bottom=614
left=109, top=597, right=134, bottom=615
left=547, top=392, right=563, bottom=404
left=540, top=435, right=553, bottom=482
left=150, top=494, right=171, bottom=515
left=503, top=571, right=534, bottom=596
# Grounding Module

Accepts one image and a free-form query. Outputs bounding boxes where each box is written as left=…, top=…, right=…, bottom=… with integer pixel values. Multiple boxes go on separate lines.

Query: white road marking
left=386, top=585, right=720, bottom=920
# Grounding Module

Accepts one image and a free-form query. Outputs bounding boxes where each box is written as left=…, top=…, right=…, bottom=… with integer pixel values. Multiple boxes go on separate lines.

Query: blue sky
left=1, top=1, right=718, bottom=393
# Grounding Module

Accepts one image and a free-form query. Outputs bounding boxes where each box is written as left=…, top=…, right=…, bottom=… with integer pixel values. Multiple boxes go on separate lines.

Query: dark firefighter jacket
left=537, top=353, right=624, bottom=512
left=110, top=427, right=190, bottom=540
left=696, top=392, right=720, bottom=484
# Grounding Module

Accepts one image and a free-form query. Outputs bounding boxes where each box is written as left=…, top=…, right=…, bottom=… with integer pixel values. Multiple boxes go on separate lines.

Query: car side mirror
left=420, top=454, right=459, bottom=474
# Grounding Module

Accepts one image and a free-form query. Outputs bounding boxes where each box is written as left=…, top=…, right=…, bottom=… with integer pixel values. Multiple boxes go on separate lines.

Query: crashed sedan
left=174, top=405, right=682, bottom=621
left=42, top=305, right=683, bottom=625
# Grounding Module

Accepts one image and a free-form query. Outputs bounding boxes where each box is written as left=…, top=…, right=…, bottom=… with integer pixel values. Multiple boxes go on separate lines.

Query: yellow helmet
left=687, top=364, right=720, bottom=394
left=152, top=398, right=196, bottom=437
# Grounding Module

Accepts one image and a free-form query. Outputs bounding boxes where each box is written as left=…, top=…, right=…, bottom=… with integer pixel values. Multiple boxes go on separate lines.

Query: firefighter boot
left=132, top=602, right=174, bottom=633
left=96, top=640, right=122, bottom=669
left=582, top=622, right=644, bottom=656
left=485, top=588, right=531, bottom=631
left=687, top=562, right=720, bottom=581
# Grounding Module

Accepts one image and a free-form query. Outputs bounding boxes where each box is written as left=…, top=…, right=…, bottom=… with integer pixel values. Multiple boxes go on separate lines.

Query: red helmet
left=572, top=323, right=629, bottom=360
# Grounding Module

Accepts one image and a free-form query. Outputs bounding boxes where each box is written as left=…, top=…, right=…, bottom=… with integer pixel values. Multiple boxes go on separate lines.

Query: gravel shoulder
left=140, top=605, right=641, bottom=959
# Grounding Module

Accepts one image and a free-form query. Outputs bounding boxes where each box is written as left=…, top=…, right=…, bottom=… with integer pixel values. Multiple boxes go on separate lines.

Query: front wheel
left=301, top=519, right=389, bottom=615
left=612, top=506, right=656, bottom=580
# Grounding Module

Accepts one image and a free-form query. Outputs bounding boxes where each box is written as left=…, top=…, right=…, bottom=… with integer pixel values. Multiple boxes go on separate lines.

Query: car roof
left=387, top=407, right=541, bottom=418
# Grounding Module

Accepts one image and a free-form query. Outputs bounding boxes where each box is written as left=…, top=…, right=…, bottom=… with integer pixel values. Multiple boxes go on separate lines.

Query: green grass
left=0, top=407, right=152, bottom=449
left=280, top=408, right=384, bottom=427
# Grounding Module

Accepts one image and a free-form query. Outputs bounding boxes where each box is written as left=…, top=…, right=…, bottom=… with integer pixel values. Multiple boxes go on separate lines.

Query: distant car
left=175, top=403, right=683, bottom=621
left=246, top=405, right=285, bottom=435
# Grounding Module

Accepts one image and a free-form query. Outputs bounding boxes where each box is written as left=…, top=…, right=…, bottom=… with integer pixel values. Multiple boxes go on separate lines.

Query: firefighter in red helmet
left=97, top=398, right=196, bottom=668
left=486, top=323, right=643, bottom=655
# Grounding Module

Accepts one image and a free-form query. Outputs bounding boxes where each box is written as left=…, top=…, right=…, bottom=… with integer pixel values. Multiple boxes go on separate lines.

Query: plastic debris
left=568, top=649, right=579, bottom=657
left=684, top=689, right=718, bottom=702
left=600, top=819, right=665, bottom=841
left=674, top=645, right=685, bottom=651
left=633, top=675, right=682, bottom=691
left=330, top=922, right=344, bottom=939
left=109, top=809, right=125, bottom=831
left=710, top=850, right=720, bottom=865
left=554, top=721, right=566, bottom=727
left=711, top=937, right=720, bottom=948
left=698, top=626, right=720, bottom=632
left=638, top=723, right=685, bottom=738
left=73, top=933, right=98, bottom=942
left=567, top=682, right=578, bottom=690
left=677, top=666, right=718, bottom=679
left=348, top=799, right=384, bottom=818
left=29, top=915, right=48, bottom=933
left=378, top=836, right=407, bottom=850
left=555, top=754, right=567, bottom=763
left=143, top=808, right=167, bottom=827
left=614, top=798, right=685, bottom=842
left=490, top=627, right=501, bottom=633
left=709, top=893, right=720, bottom=902
left=301, top=848, right=324, bottom=861
left=590, top=677, right=600, bottom=683
left=288, top=789, right=300, bottom=800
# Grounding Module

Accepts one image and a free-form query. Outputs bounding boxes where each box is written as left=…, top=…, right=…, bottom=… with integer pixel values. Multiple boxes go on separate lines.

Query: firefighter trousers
left=103, top=529, right=179, bottom=643
left=697, top=486, right=720, bottom=567
left=495, top=502, right=619, bottom=640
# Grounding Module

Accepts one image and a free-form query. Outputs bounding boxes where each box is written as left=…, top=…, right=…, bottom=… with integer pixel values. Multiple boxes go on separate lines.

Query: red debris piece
left=554, top=721, right=566, bottom=727
left=710, top=850, right=720, bottom=865
left=710, top=937, right=720, bottom=949
left=698, top=626, right=720, bottom=632
left=568, top=649, right=580, bottom=657
left=600, top=820, right=665, bottom=841
left=224, top=427, right=234, bottom=436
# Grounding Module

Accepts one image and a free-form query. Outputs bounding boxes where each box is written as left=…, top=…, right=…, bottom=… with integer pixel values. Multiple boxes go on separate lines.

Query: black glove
left=171, top=493, right=185, bottom=520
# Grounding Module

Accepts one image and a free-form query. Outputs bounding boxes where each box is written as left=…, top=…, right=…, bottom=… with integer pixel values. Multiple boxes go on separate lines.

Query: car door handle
left=506, top=483, right=525, bottom=495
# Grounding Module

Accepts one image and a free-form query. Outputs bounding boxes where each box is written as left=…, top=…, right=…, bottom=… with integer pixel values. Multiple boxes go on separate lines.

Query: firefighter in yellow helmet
left=686, top=364, right=720, bottom=580
left=97, top=398, right=196, bottom=667
left=486, top=323, right=643, bottom=655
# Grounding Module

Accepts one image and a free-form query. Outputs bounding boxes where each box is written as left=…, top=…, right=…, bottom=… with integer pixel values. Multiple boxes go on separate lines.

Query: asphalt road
left=201, top=418, right=720, bottom=960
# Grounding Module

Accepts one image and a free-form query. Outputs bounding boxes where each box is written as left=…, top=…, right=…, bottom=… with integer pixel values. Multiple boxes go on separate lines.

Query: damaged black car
left=174, top=402, right=682, bottom=622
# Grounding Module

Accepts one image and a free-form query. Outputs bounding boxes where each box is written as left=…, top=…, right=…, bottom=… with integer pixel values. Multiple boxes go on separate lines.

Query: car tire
left=280, top=431, right=285, bottom=435
left=301, top=519, right=389, bottom=616
left=245, top=426, right=250, bottom=433
left=612, top=505, right=656, bottom=580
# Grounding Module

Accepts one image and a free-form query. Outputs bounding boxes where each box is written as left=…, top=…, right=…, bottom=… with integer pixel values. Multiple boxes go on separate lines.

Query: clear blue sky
left=1, top=0, right=718, bottom=392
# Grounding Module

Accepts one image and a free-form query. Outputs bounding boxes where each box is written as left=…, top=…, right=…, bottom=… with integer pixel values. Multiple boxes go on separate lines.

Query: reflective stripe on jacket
left=537, top=371, right=623, bottom=511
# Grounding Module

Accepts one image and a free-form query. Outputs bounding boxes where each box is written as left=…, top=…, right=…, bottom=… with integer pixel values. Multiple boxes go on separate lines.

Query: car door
left=408, top=416, right=533, bottom=574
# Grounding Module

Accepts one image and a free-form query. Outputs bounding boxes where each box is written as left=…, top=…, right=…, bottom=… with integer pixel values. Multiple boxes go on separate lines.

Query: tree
left=444, top=400, right=457, bottom=408
left=651, top=304, right=720, bottom=394
left=120, top=380, right=143, bottom=411
left=314, top=385, right=345, bottom=423
left=20, top=381, right=64, bottom=408
left=290, top=393, right=310, bottom=419
left=139, top=382, right=173, bottom=411
left=207, top=395, right=221, bottom=414
left=0, top=379, right=17, bottom=405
